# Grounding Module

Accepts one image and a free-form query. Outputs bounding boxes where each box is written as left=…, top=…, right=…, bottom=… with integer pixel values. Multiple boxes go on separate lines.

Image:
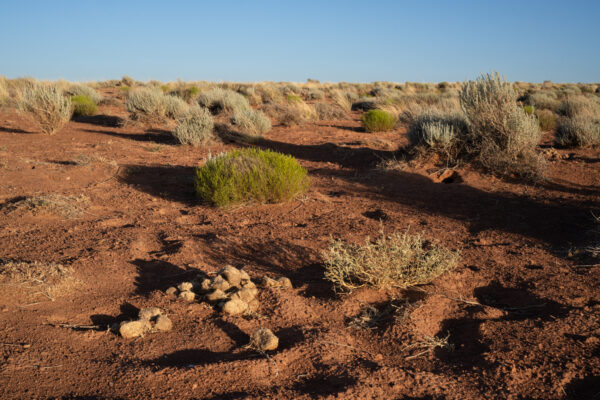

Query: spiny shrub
left=121, top=76, right=135, bottom=86
left=195, top=148, right=309, bottom=206
left=17, top=83, right=72, bottom=134
left=67, top=84, right=103, bottom=104
left=172, top=106, right=214, bottom=146
left=323, top=230, right=459, bottom=291
left=557, top=96, right=600, bottom=118
left=459, top=72, right=545, bottom=180
left=361, top=109, right=397, bottom=132
left=407, top=110, right=469, bottom=162
left=332, top=90, right=357, bottom=112
left=524, top=91, right=560, bottom=111
left=71, top=95, right=98, bottom=117
left=198, top=88, right=250, bottom=115
left=306, top=88, right=325, bottom=100
left=231, top=108, right=272, bottom=139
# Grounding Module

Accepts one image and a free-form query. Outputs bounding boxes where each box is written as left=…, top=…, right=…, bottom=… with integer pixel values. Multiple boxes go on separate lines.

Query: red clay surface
left=0, top=97, right=599, bottom=399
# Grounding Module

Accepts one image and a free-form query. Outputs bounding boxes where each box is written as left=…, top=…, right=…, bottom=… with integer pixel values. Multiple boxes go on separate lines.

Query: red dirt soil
left=0, top=99, right=599, bottom=399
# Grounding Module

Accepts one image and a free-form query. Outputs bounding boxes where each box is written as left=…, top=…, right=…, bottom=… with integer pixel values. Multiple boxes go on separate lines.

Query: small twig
left=1, top=343, right=31, bottom=348
left=47, top=323, right=103, bottom=330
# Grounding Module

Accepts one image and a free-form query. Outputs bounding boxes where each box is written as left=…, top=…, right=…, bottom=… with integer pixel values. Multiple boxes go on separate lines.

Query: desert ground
left=0, top=78, right=599, bottom=399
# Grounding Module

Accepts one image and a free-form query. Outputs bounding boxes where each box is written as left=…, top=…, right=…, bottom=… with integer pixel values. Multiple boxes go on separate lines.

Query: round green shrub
left=361, top=109, right=397, bottom=132
left=71, top=95, right=98, bottom=117
left=195, top=148, right=309, bottom=206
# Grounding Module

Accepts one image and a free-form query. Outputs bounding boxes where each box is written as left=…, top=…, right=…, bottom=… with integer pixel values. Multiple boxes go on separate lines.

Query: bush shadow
left=131, top=258, right=202, bottom=295
left=84, top=128, right=177, bottom=144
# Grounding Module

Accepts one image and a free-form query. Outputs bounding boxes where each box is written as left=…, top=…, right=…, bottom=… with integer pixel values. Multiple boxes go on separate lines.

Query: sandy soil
left=0, top=97, right=599, bottom=399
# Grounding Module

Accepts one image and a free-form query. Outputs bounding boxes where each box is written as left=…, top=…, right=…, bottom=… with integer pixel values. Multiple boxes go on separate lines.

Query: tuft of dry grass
left=323, top=230, right=459, bottom=291
left=1, top=194, right=89, bottom=218
left=403, top=333, right=454, bottom=360
left=0, top=259, right=76, bottom=300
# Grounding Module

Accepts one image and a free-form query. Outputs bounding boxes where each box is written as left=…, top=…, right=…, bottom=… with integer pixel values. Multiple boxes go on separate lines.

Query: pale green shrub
left=555, top=115, right=600, bottom=147
left=231, top=108, right=271, bottom=139
left=197, top=88, right=250, bottom=115
left=172, top=106, right=214, bottom=146
left=126, top=88, right=188, bottom=122
left=459, top=72, right=545, bottom=180
left=17, top=83, right=72, bottom=134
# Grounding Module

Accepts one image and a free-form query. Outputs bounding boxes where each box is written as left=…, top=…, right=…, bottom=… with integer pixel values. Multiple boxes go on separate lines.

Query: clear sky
left=1, top=0, right=599, bottom=83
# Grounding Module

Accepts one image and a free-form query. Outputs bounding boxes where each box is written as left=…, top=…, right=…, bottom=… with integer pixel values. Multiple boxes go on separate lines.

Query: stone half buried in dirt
left=249, top=328, right=279, bottom=351
left=119, top=319, right=152, bottom=339
left=259, top=275, right=292, bottom=289
left=218, top=265, right=242, bottom=287
left=205, top=288, right=228, bottom=303
left=177, top=281, right=194, bottom=292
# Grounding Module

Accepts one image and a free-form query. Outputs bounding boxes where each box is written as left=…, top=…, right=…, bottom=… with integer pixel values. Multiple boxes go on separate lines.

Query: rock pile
left=117, top=307, right=173, bottom=339
left=166, top=265, right=292, bottom=316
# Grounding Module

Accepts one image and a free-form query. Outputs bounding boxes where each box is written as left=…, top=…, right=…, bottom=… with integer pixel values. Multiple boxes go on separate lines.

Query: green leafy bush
left=195, top=148, right=309, bottom=206
left=71, top=95, right=98, bottom=116
left=361, top=109, right=397, bottom=132
left=323, top=230, right=459, bottom=291
left=172, top=106, right=214, bottom=146
left=286, top=94, right=303, bottom=103
left=17, top=83, right=72, bottom=134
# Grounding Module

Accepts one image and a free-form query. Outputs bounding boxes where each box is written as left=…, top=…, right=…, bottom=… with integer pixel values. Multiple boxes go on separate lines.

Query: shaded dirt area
left=0, top=103, right=599, bottom=399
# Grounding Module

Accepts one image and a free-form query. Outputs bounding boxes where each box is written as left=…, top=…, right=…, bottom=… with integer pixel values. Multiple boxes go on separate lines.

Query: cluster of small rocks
left=117, top=307, right=173, bottom=339
left=166, top=265, right=292, bottom=316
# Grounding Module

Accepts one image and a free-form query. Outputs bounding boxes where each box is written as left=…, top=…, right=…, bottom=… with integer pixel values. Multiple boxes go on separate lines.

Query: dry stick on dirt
left=403, top=333, right=454, bottom=360
left=242, top=344, right=280, bottom=378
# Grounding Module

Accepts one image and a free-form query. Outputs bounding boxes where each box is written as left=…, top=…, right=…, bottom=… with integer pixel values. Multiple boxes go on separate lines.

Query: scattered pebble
left=153, top=315, right=173, bottom=332
left=138, top=307, right=162, bottom=321
left=178, top=282, right=194, bottom=292
left=179, top=290, right=196, bottom=302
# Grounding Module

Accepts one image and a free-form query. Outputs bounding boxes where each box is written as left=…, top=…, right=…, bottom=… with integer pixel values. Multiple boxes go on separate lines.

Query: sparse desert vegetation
left=0, top=73, right=599, bottom=400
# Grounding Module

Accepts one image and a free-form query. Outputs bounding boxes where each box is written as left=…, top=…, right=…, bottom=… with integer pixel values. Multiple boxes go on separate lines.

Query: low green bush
left=67, top=84, right=103, bottom=104
left=195, top=148, right=309, bottom=206
left=535, top=109, right=558, bottom=131
left=71, top=95, right=98, bottom=117
left=361, top=109, right=396, bottom=132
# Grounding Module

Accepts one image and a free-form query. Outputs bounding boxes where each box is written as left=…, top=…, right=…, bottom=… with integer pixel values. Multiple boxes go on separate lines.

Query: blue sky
left=1, top=0, right=599, bottom=83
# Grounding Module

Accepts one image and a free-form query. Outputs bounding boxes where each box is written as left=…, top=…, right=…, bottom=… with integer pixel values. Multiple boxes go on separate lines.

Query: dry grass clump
left=197, top=88, right=250, bottom=115
left=0, top=259, right=76, bottom=300
left=1, top=194, right=89, bottom=218
left=314, top=102, right=349, bottom=121
left=332, top=90, right=357, bottom=112
left=323, top=230, right=459, bottom=291
left=534, top=109, right=558, bottom=131
left=17, top=83, right=72, bottom=134
left=459, top=72, right=545, bottom=180
left=262, top=102, right=305, bottom=127
left=195, top=148, right=309, bottom=206
left=67, top=84, right=103, bottom=104
left=231, top=108, right=272, bottom=139
left=171, top=106, right=215, bottom=146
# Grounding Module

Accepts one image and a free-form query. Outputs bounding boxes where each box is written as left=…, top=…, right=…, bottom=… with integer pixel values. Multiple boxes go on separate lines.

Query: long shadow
left=73, top=114, right=125, bottom=127
left=196, top=236, right=335, bottom=300
left=131, top=258, right=201, bottom=295
left=564, top=375, right=600, bottom=400
left=436, top=281, right=572, bottom=372
left=0, top=126, right=32, bottom=134
left=292, top=367, right=358, bottom=399
left=118, top=164, right=197, bottom=205
left=84, top=128, right=176, bottom=144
